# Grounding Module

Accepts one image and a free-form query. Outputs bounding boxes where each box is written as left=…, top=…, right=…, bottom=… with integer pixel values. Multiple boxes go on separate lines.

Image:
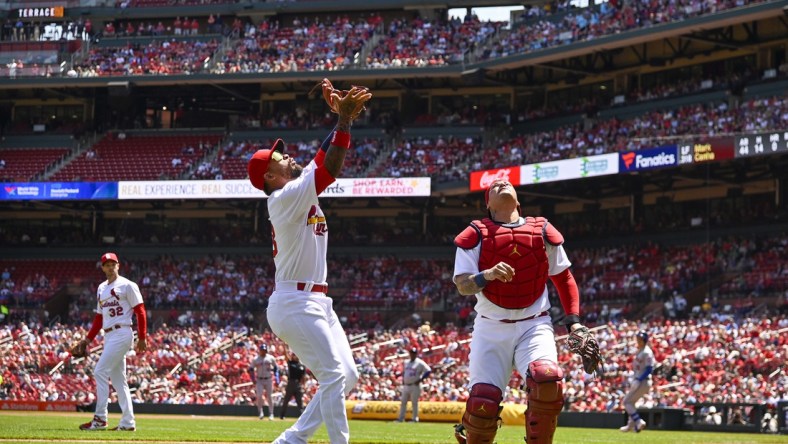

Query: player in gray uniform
left=620, top=331, right=654, bottom=432
left=396, top=347, right=432, bottom=423
left=250, top=344, right=278, bottom=420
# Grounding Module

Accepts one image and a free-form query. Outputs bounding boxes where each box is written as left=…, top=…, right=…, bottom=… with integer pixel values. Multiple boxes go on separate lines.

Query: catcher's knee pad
left=457, top=383, right=503, bottom=444
left=525, top=360, right=565, bottom=444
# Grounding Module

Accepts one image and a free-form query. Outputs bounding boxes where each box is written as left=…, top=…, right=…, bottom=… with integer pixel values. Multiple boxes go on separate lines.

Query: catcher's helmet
left=636, top=331, right=648, bottom=342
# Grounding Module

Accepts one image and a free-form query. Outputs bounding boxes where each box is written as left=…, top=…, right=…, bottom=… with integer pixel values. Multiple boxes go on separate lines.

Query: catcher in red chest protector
left=452, top=180, right=601, bottom=444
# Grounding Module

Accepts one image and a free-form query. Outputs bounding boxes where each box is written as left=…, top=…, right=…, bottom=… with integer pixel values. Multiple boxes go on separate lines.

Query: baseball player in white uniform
left=77, top=252, right=148, bottom=431
left=250, top=343, right=278, bottom=420
left=620, top=331, right=654, bottom=433
left=396, top=347, right=432, bottom=422
left=247, top=83, right=371, bottom=444
left=452, top=180, right=591, bottom=444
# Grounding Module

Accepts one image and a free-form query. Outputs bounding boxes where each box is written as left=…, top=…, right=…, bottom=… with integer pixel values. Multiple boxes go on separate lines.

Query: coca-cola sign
left=469, top=167, right=521, bottom=192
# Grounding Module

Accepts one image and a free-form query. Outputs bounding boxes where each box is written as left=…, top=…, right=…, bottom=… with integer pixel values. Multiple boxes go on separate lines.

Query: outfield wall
left=10, top=400, right=777, bottom=433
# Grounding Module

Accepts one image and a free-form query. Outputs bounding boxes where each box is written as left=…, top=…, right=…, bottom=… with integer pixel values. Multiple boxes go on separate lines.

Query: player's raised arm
left=318, top=85, right=372, bottom=180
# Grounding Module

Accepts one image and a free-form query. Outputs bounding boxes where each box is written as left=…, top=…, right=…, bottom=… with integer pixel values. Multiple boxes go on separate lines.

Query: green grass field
left=0, top=412, right=784, bottom=444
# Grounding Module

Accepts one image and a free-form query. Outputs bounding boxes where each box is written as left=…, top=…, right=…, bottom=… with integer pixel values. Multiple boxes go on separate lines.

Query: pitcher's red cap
left=247, top=139, right=285, bottom=191
left=101, top=252, right=119, bottom=264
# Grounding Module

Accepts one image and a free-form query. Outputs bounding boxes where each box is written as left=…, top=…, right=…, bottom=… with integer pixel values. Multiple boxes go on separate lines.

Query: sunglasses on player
left=271, top=151, right=284, bottom=162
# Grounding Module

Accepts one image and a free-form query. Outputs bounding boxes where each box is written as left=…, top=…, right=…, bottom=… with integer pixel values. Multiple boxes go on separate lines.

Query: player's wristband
left=331, top=130, right=351, bottom=149
left=473, top=273, right=487, bottom=288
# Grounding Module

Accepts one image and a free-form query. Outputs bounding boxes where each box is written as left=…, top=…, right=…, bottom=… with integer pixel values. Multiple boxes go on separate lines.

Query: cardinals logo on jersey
left=110, top=288, right=119, bottom=301
left=306, top=205, right=327, bottom=236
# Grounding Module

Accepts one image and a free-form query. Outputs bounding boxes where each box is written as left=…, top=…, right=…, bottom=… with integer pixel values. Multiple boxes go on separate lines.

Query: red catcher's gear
left=455, top=217, right=562, bottom=309
left=525, top=360, right=565, bottom=443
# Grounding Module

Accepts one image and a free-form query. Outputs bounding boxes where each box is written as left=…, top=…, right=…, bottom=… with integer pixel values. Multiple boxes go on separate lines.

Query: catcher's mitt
left=69, top=340, right=88, bottom=358
left=566, top=326, right=602, bottom=375
left=311, top=78, right=368, bottom=119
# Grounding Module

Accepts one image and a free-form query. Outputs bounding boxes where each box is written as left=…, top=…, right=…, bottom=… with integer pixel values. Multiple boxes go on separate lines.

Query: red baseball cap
left=247, top=139, right=285, bottom=191
left=101, top=252, right=119, bottom=264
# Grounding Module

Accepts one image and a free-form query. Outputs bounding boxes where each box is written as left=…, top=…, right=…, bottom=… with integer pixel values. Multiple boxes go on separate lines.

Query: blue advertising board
left=619, top=145, right=678, bottom=172
left=0, top=182, right=118, bottom=200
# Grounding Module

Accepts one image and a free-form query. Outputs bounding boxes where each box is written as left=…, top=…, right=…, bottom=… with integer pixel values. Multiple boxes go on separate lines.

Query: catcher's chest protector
left=475, top=217, right=549, bottom=309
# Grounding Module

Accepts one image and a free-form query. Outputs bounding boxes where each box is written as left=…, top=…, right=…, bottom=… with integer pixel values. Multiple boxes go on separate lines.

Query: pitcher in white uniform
left=620, top=331, right=654, bottom=433
left=77, top=252, right=148, bottom=432
left=247, top=82, right=371, bottom=444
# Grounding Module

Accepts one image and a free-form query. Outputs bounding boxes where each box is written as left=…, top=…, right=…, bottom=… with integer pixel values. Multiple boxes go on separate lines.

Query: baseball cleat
left=454, top=424, right=467, bottom=443
left=619, top=423, right=632, bottom=432
left=79, top=416, right=107, bottom=431
left=634, top=419, right=647, bottom=433
left=110, top=426, right=136, bottom=431
left=269, top=414, right=275, bottom=420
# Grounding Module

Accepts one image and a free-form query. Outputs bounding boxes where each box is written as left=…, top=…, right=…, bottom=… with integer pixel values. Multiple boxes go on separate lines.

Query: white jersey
left=268, top=160, right=328, bottom=285
left=251, top=354, right=278, bottom=380
left=453, top=217, right=571, bottom=321
left=402, top=358, right=431, bottom=386
left=632, top=345, right=655, bottom=382
left=95, top=275, right=143, bottom=330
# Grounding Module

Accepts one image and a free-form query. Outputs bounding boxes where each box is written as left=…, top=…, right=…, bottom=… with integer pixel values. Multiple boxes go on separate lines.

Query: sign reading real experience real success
left=117, top=178, right=432, bottom=200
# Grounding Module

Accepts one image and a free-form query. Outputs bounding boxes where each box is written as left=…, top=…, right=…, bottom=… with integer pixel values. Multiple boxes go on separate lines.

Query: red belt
left=106, top=324, right=129, bottom=332
left=482, top=311, right=548, bottom=324
left=297, top=283, right=328, bottom=294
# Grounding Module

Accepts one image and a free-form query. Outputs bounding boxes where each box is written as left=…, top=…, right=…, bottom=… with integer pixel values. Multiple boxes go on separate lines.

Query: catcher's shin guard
left=525, top=360, right=565, bottom=444
left=455, top=383, right=503, bottom=444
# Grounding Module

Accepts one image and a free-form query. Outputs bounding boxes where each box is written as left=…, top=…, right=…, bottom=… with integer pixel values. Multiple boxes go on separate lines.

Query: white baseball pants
left=256, top=377, right=274, bottom=414
left=623, top=379, right=651, bottom=415
left=93, top=326, right=135, bottom=428
left=398, top=385, right=422, bottom=421
left=267, top=290, right=358, bottom=444
left=468, top=315, right=558, bottom=390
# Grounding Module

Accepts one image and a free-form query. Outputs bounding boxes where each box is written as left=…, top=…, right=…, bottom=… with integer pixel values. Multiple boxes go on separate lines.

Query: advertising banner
left=469, top=166, right=521, bottom=192
left=118, top=178, right=431, bottom=200
left=345, top=400, right=526, bottom=425
left=469, top=154, right=617, bottom=190
left=521, top=153, right=619, bottom=185
left=678, top=138, right=735, bottom=164
left=735, top=131, right=788, bottom=158
left=0, top=401, right=76, bottom=411
left=0, top=182, right=117, bottom=200
left=619, top=145, right=678, bottom=172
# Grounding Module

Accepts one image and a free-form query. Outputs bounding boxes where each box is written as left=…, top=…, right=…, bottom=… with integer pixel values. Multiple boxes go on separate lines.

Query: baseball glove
left=566, top=326, right=602, bottom=375
left=311, top=78, right=368, bottom=119
left=69, top=340, right=89, bottom=358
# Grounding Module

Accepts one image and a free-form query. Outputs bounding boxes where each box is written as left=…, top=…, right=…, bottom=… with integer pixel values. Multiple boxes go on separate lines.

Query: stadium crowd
left=483, top=0, right=766, bottom=61
left=6, top=0, right=761, bottom=79
left=179, top=94, right=788, bottom=182
left=471, top=95, right=788, bottom=172
left=1, top=311, right=786, bottom=416
left=2, top=233, right=785, bottom=327
left=214, top=15, right=377, bottom=73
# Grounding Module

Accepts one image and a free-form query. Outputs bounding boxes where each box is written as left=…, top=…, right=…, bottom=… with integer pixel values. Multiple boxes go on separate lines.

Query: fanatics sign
left=619, top=146, right=678, bottom=172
